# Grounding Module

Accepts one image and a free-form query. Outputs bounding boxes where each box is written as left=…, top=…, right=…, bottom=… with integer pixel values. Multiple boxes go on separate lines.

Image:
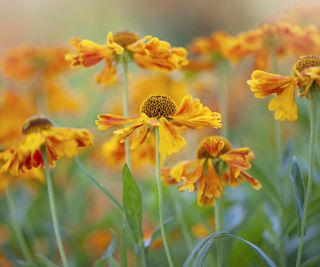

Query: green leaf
left=301, top=255, right=320, bottom=267
left=120, top=225, right=128, bottom=267
left=36, top=255, right=58, bottom=267
left=290, top=157, right=306, bottom=236
left=122, top=164, right=143, bottom=245
left=93, top=230, right=117, bottom=267
left=183, top=231, right=276, bottom=267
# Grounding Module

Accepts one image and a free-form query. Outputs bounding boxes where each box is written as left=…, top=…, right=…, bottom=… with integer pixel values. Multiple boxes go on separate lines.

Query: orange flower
left=0, top=90, right=36, bottom=148
left=0, top=116, right=93, bottom=176
left=66, top=31, right=188, bottom=86
left=96, top=95, right=222, bottom=157
left=247, top=55, right=320, bottom=121
left=162, top=136, right=261, bottom=206
left=0, top=45, right=82, bottom=114
left=228, top=22, right=320, bottom=70
left=1, top=45, right=69, bottom=81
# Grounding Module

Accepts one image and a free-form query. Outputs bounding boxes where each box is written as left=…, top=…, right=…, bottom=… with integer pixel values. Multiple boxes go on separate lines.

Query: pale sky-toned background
left=1, top=0, right=320, bottom=49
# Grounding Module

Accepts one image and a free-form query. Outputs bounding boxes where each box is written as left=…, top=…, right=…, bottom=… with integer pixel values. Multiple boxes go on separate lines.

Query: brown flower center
left=113, top=31, right=140, bottom=47
left=22, top=116, right=53, bottom=135
left=196, top=136, right=231, bottom=159
left=140, top=95, right=177, bottom=118
left=294, top=55, right=320, bottom=73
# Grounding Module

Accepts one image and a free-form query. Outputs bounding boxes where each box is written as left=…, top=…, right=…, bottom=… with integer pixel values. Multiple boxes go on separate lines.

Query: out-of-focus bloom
left=66, top=31, right=188, bottom=86
left=228, top=22, right=320, bottom=70
left=190, top=31, right=237, bottom=62
left=0, top=253, right=13, bottom=267
left=0, top=90, right=36, bottom=147
left=0, top=45, right=82, bottom=114
left=162, top=136, right=261, bottom=206
left=247, top=55, right=320, bottom=121
left=0, top=116, right=93, bottom=176
left=0, top=45, right=69, bottom=81
left=192, top=224, right=210, bottom=238
left=96, top=95, right=222, bottom=157
left=86, top=229, right=112, bottom=258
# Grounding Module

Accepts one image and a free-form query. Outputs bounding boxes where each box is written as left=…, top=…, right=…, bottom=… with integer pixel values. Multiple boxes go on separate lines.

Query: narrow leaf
left=36, top=255, right=58, bottom=267
left=122, top=164, right=143, bottom=245
left=290, top=157, right=306, bottom=236
left=120, top=225, right=128, bottom=267
left=184, top=231, right=276, bottom=267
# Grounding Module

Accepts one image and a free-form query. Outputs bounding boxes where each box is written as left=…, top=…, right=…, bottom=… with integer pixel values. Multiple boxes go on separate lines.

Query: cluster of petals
left=162, top=136, right=261, bottom=206
left=66, top=31, right=188, bottom=86
left=247, top=55, right=320, bottom=121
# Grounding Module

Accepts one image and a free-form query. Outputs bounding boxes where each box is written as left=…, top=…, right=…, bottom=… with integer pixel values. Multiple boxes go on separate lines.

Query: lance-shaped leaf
left=184, top=231, right=276, bottom=267
left=290, top=157, right=306, bottom=236
left=122, top=164, right=144, bottom=245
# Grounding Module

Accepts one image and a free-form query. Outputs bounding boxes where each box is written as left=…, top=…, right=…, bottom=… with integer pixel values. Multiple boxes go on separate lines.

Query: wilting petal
left=95, top=114, right=135, bottom=131
left=107, top=32, right=125, bottom=55
left=239, top=171, right=262, bottom=190
left=96, top=60, right=118, bottom=86
left=171, top=95, right=222, bottom=129
left=220, top=147, right=252, bottom=169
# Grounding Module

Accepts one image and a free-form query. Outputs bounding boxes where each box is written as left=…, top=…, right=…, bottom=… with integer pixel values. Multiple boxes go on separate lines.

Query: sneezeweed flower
left=0, top=45, right=82, bottom=114
left=95, top=95, right=222, bottom=157
left=227, top=22, right=320, bottom=70
left=247, top=55, right=320, bottom=121
left=0, top=116, right=93, bottom=176
left=66, top=31, right=188, bottom=86
left=162, top=136, right=261, bottom=206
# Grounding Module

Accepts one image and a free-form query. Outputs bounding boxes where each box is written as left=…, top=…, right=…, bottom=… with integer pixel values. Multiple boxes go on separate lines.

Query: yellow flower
left=162, top=136, right=261, bottom=206
left=96, top=95, right=222, bottom=157
left=0, top=116, right=93, bottom=176
left=228, top=22, right=320, bottom=70
left=66, top=31, right=188, bottom=86
left=247, top=55, right=320, bottom=121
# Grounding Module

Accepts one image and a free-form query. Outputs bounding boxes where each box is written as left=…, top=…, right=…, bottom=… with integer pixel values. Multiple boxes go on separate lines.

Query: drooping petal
left=158, top=117, right=186, bottom=156
left=171, top=95, right=222, bottom=129
left=220, top=147, right=252, bottom=169
left=95, top=60, right=118, bottom=86
left=95, top=114, right=135, bottom=131
left=239, top=171, right=262, bottom=190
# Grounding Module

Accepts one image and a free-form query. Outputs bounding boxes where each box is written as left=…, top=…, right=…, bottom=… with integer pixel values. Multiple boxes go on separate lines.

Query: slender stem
left=170, top=189, right=193, bottom=252
left=42, top=150, right=69, bottom=267
left=122, top=57, right=131, bottom=169
left=295, top=92, right=318, bottom=267
left=217, top=61, right=229, bottom=138
left=155, top=127, right=174, bottom=267
left=214, top=199, right=222, bottom=267
left=74, top=158, right=124, bottom=215
left=5, top=187, right=33, bottom=262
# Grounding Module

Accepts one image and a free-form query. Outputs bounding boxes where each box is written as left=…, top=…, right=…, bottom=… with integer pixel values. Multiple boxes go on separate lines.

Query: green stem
left=75, top=158, right=124, bottom=215
left=295, top=92, right=318, bottom=267
left=170, top=189, right=193, bottom=253
left=5, top=187, right=33, bottom=262
left=122, top=57, right=131, bottom=169
left=214, top=199, right=222, bottom=267
left=42, top=150, right=69, bottom=267
left=217, top=61, right=229, bottom=138
left=155, top=127, right=174, bottom=267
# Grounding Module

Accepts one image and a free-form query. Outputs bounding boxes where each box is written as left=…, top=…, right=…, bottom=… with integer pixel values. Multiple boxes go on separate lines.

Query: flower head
left=162, top=136, right=261, bottom=206
left=96, top=95, right=222, bottom=157
left=66, top=31, right=188, bottom=86
left=0, top=116, right=93, bottom=176
left=247, top=55, right=320, bottom=121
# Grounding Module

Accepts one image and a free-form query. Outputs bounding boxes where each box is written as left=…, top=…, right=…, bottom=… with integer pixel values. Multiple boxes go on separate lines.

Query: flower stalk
left=42, top=148, right=69, bottom=267
left=214, top=199, right=222, bottom=267
left=122, top=56, right=131, bottom=169
left=155, top=127, right=174, bottom=267
left=295, top=90, right=318, bottom=267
